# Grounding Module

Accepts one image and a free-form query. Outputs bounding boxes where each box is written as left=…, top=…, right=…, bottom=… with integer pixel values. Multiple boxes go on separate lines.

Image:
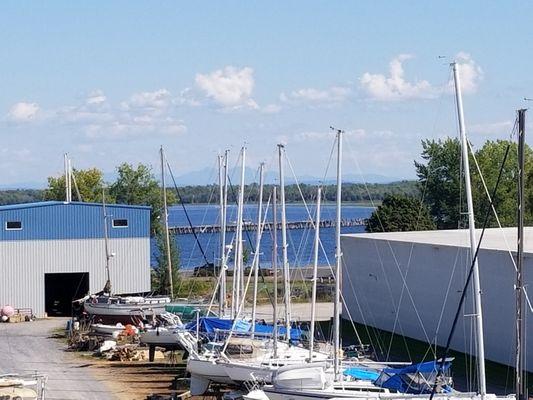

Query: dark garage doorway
left=45, top=272, right=89, bottom=316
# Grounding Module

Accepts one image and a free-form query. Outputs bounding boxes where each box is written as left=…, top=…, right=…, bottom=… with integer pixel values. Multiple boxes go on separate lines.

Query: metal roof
left=0, top=200, right=151, bottom=211
left=342, top=227, right=533, bottom=253
left=0, top=201, right=150, bottom=241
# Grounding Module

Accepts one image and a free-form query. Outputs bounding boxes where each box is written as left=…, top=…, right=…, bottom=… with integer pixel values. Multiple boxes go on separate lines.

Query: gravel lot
left=0, top=318, right=116, bottom=400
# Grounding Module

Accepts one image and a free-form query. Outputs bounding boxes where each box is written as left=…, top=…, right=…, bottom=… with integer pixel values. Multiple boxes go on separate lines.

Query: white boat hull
left=260, top=389, right=515, bottom=400
left=223, top=362, right=274, bottom=383
left=0, top=386, right=38, bottom=400
left=139, top=327, right=185, bottom=349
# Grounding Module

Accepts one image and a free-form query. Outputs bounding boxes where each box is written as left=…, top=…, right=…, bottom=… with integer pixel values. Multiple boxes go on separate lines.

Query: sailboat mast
left=64, top=153, right=72, bottom=203
left=272, top=186, right=279, bottom=358
left=218, top=154, right=227, bottom=315
left=278, top=144, right=292, bottom=342
left=452, top=62, right=486, bottom=397
left=160, top=146, right=174, bottom=299
left=332, top=128, right=343, bottom=379
left=516, top=108, right=527, bottom=400
left=309, top=186, right=321, bottom=361
left=102, top=189, right=112, bottom=294
left=233, top=147, right=246, bottom=318
left=222, top=151, right=229, bottom=314
left=68, top=158, right=73, bottom=202
left=251, top=163, right=265, bottom=337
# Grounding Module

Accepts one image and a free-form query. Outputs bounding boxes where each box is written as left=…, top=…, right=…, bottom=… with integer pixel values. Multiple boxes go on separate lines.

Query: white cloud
left=7, top=102, right=40, bottom=121
left=0, top=147, right=32, bottom=161
left=469, top=120, right=513, bottom=135
left=19, top=89, right=189, bottom=139
left=174, top=88, right=201, bottom=107
left=360, top=52, right=483, bottom=102
left=452, top=52, right=483, bottom=94
left=83, top=118, right=186, bottom=139
left=294, top=128, right=366, bottom=142
left=261, top=103, right=282, bottom=114
left=360, top=54, right=435, bottom=101
left=86, top=90, right=106, bottom=105
left=121, top=89, right=172, bottom=114
left=281, top=86, right=351, bottom=106
left=195, top=66, right=258, bottom=109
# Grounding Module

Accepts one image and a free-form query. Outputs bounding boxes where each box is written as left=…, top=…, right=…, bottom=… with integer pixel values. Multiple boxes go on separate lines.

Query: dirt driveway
left=0, top=318, right=115, bottom=400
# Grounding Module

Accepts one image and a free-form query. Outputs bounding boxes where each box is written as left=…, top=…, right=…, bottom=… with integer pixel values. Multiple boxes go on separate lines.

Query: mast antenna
left=516, top=109, right=527, bottom=400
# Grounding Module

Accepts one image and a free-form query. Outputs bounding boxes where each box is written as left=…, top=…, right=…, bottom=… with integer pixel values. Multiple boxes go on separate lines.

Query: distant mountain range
left=0, top=168, right=408, bottom=190
left=171, top=166, right=405, bottom=186
left=0, top=181, right=47, bottom=190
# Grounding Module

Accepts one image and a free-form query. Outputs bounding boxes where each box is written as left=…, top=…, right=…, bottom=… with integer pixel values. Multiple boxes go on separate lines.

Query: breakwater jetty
left=169, top=218, right=367, bottom=234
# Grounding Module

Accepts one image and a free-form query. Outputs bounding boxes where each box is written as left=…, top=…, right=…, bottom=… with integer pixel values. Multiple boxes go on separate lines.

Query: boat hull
left=84, top=298, right=169, bottom=324
left=139, top=327, right=186, bottom=350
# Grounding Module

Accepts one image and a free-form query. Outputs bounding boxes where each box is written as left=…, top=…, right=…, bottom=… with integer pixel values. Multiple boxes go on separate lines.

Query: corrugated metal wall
left=0, top=237, right=151, bottom=317
left=341, top=235, right=533, bottom=371
left=0, top=202, right=150, bottom=241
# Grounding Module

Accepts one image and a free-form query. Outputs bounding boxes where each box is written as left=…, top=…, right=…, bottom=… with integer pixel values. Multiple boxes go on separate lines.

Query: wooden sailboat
left=82, top=149, right=173, bottom=324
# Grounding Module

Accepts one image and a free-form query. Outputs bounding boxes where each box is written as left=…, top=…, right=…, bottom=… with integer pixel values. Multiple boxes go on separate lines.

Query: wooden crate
left=8, top=313, right=26, bottom=323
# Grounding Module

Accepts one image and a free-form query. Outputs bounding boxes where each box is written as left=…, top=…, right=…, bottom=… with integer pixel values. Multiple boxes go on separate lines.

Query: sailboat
left=139, top=146, right=210, bottom=349
left=81, top=150, right=186, bottom=325
left=185, top=146, right=330, bottom=395
left=80, top=186, right=171, bottom=324
left=246, top=62, right=518, bottom=400
left=219, top=175, right=331, bottom=385
left=0, top=374, right=47, bottom=400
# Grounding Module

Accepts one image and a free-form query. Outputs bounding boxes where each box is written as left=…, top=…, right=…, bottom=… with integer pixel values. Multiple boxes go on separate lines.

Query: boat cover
left=374, top=359, right=453, bottom=394
left=184, top=317, right=305, bottom=341
left=165, top=304, right=205, bottom=321
left=252, top=324, right=304, bottom=341
left=185, top=317, right=251, bottom=334
left=343, top=367, right=381, bottom=381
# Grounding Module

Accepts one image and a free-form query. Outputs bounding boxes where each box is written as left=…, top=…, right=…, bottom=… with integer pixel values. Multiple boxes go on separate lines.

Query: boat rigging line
left=226, top=168, right=275, bottom=307
left=429, top=122, right=512, bottom=400
left=166, top=160, right=211, bottom=266
left=160, top=147, right=174, bottom=299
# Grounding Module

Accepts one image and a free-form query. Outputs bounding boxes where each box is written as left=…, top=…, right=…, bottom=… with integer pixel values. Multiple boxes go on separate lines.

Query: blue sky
left=1, top=2, right=532, bottom=186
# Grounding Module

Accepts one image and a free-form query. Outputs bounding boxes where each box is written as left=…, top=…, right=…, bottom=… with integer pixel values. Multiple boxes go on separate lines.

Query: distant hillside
left=167, top=180, right=419, bottom=204
left=0, top=180, right=419, bottom=206
left=0, top=189, right=45, bottom=205
left=173, top=166, right=405, bottom=186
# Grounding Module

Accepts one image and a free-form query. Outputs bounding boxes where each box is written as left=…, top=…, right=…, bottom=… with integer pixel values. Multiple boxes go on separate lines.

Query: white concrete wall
left=341, top=235, right=532, bottom=371
left=0, top=237, right=151, bottom=317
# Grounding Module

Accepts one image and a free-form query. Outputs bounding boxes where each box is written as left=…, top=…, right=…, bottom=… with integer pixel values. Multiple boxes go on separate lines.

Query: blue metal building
left=0, top=201, right=151, bottom=317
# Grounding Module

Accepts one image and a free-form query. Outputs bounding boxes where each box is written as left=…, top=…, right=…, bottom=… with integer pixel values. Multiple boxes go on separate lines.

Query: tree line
left=367, top=138, right=532, bottom=233
left=0, top=175, right=419, bottom=207
left=0, top=163, right=418, bottom=295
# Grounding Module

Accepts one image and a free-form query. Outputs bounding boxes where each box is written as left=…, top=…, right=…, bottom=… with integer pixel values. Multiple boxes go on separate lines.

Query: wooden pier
left=169, top=218, right=367, bottom=234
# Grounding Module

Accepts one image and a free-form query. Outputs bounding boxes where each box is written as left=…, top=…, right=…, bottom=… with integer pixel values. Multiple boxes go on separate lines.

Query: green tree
left=366, top=194, right=436, bottom=233
left=151, top=230, right=180, bottom=296
left=109, top=163, right=176, bottom=234
left=44, top=168, right=107, bottom=203
left=414, top=138, right=462, bottom=229
left=472, top=139, right=533, bottom=227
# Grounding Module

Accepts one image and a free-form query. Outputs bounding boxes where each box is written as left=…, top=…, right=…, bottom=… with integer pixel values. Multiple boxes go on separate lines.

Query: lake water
left=153, top=203, right=374, bottom=269
left=156, top=204, right=521, bottom=394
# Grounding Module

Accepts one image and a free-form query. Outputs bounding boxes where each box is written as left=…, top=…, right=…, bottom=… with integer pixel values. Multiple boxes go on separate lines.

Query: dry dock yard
left=0, top=303, right=334, bottom=400
left=0, top=318, right=185, bottom=400
left=0, top=318, right=115, bottom=399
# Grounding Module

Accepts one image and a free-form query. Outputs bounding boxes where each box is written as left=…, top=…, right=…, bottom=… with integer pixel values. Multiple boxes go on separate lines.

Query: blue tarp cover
left=343, top=367, right=381, bottom=381
left=253, top=324, right=304, bottom=341
left=185, top=317, right=251, bottom=334
left=185, top=317, right=304, bottom=341
left=381, top=360, right=451, bottom=375
left=374, top=360, right=452, bottom=394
